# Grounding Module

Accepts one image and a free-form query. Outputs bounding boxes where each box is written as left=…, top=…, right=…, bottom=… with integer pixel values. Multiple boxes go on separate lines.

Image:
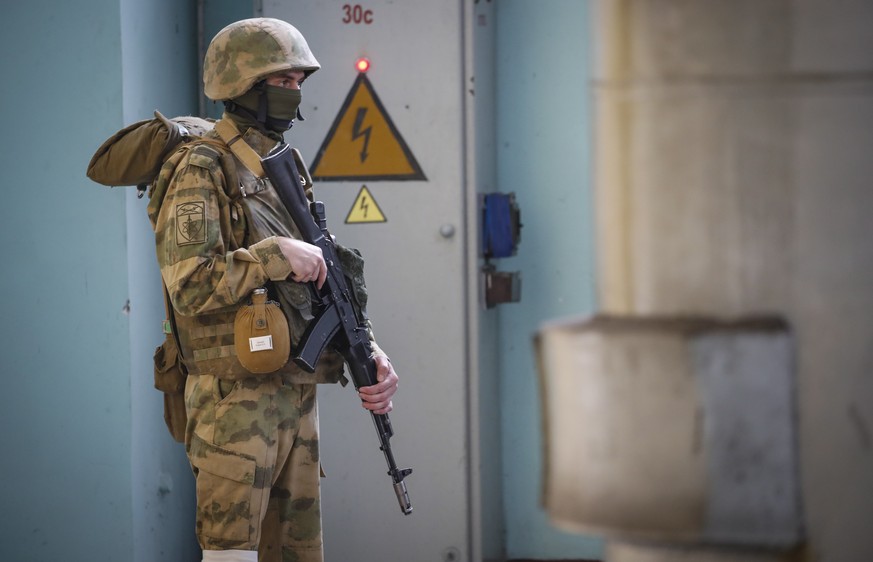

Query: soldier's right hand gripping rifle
left=262, top=143, right=413, bottom=515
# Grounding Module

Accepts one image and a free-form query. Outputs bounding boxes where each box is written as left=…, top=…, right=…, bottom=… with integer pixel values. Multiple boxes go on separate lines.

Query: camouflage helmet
left=203, top=18, right=320, bottom=101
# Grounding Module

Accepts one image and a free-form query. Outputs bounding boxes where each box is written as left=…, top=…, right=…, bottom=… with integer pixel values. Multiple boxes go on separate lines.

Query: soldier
left=148, top=18, right=399, bottom=562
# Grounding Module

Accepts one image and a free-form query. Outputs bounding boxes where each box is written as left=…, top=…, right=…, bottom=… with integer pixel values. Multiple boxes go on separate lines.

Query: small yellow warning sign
left=345, top=185, right=387, bottom=224
left=311, top=73, right=426, bottom=182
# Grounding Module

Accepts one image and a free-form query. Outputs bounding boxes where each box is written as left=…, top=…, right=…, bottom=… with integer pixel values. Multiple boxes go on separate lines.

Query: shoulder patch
left=176, top=201, right=207, bottom=245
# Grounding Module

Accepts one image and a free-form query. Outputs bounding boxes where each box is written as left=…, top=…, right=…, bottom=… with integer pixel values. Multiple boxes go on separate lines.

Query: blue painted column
left=0, top=1, right=133, bottom=560
left=495, top=1, right=603, bottom=558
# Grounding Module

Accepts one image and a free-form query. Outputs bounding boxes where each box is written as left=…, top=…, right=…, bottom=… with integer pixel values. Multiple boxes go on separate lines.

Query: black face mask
left=228, top=84, right=303, bottom=133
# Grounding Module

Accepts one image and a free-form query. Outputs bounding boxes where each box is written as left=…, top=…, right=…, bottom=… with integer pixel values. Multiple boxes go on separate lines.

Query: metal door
left=260, top=1, right=471, bottom=560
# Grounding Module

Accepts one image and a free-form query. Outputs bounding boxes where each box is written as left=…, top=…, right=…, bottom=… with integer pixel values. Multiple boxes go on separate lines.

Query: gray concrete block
left=535, top=315, right=802, bottom=547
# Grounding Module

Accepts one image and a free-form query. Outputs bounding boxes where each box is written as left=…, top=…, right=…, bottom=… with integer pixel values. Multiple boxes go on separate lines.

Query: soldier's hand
left=278, top=237, right=327, bottom=289
left=358, top=355, right=398, bottom=415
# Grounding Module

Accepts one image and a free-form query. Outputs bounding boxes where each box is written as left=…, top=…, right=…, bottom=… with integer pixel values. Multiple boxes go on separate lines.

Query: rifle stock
left=262, top=144, right=413, bottom=515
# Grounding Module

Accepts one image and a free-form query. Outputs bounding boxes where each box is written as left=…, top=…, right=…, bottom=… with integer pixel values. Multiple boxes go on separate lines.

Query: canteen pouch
left=234, top=289, right=291, bottom=374
left=153, top=334, right=188, bottom=443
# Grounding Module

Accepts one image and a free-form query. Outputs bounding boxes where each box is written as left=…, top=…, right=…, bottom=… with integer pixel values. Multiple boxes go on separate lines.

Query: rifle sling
left=214, top=119, right=266, bottom=178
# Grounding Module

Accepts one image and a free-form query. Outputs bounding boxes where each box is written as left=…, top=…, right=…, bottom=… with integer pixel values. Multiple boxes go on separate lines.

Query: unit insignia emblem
left=176, top=202, right=206, bottom=245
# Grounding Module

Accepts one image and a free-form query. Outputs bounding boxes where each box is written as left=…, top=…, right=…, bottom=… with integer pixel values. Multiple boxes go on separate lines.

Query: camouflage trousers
left=185, top=374, right=323, bottom=562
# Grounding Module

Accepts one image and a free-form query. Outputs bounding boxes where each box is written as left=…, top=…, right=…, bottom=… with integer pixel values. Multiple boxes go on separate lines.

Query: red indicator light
left=355, top=57, right=371, bottom=73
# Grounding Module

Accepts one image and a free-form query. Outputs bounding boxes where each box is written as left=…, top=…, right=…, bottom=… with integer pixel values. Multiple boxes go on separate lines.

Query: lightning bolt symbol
left=352, top=107, right=372, bottom=163
left=360, top=194, right=370, bottom=218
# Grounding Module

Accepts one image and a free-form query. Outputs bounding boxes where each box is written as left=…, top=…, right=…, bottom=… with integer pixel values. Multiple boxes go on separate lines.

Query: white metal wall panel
left=261, top=2, right=471, bottom=561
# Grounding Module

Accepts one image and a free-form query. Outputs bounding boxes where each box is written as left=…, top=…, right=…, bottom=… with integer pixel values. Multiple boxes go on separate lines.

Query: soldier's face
left=265, top=70, right=307, bottom=91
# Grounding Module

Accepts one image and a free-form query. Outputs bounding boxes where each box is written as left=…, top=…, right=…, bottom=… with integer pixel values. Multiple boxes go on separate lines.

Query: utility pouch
left=153, top=334, right=188, bottom=443
left=234, top=288, right=291, bottom=374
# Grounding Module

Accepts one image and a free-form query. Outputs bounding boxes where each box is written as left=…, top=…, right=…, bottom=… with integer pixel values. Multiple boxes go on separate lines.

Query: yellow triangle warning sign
left=311, top=73, right=426, bottom=182
left=345, top=185, right=387, bottom=224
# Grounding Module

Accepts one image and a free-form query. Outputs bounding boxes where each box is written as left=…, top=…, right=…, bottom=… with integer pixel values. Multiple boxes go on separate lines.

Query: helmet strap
left=223, top=101, right=276, bottom=138
left=255, top=82, right=269, bottom=123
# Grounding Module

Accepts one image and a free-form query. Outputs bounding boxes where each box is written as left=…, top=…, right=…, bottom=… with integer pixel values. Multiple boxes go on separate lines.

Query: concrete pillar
left=545, top=0, right=873, bottom=560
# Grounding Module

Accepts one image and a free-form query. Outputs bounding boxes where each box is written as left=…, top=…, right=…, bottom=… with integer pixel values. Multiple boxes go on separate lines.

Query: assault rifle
left=262, top=143, right=413, bottom=515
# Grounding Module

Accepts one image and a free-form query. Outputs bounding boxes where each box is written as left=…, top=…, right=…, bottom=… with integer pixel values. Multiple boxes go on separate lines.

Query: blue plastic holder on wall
left=481, top=192, right=521, bottom=259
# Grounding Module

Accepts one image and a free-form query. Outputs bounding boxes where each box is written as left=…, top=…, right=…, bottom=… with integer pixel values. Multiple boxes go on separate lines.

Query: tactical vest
left=151, top=127, right=368, bottom=384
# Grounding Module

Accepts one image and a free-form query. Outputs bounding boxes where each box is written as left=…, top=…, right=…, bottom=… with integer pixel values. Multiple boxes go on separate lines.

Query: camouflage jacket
left=147, top=118, right=374, bottom=383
